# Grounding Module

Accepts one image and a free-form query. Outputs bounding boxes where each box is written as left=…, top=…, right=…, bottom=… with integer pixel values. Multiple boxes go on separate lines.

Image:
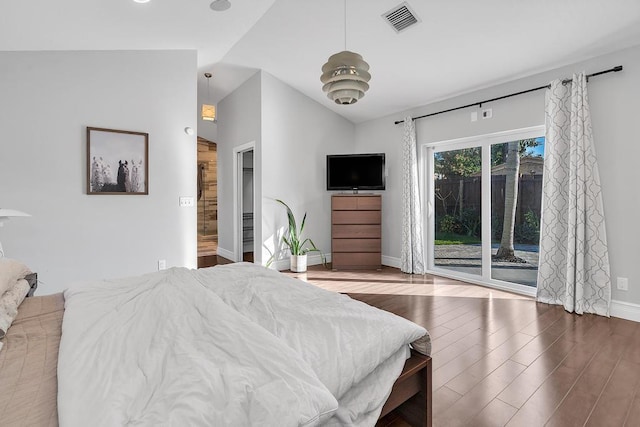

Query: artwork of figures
left=87, top=127, right=149, bottom=195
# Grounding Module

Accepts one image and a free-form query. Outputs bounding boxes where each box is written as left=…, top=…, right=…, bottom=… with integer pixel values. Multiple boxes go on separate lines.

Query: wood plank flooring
left=287, top=266, right=640, bottom=427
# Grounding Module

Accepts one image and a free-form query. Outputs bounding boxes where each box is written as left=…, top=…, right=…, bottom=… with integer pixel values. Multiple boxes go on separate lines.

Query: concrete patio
left=434, top=243, right=539, bottom=287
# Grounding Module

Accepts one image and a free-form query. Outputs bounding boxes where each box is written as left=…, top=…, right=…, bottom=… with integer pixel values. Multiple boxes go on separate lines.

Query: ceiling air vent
left=382, top=2, right=420, bottom=33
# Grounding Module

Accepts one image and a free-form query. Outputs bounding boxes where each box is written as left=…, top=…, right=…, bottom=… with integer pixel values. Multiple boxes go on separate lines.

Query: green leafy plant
left=459, top=208, right=481, bottom=237
left=266, top=199, right=325, bottom=267
left=438, top=214, right=461, bottom=234
left=515, top=209, right=540, bottom=244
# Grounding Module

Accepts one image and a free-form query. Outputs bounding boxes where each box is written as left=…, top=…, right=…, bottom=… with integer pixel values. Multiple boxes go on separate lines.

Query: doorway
left=424, top=126, right=545, bottom=295
left=233, top=142, right=255, bottom=263
left=197, top=137, right=218, bottom=266
left=241, top=151, right=254, bottom=262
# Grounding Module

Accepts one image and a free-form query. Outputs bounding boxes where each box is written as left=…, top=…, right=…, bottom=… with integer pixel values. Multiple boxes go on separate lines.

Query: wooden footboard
left=377, top=350, right=432, bottom=427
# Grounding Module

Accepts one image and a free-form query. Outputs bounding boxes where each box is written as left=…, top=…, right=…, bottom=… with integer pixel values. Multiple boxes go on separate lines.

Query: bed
left=0, top=261, right=431, bottom=426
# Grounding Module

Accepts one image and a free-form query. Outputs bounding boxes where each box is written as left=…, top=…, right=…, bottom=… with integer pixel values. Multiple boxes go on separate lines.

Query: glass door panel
left=433, top=147, right=482, bottom=277
left=490, top=138, right=544, bottom=287
left=427, top=127, right=545, bottom=294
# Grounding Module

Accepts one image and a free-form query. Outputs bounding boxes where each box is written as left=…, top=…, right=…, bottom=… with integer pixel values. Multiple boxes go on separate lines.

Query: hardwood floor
left=288, top=265, right=640, bottom=427
left=197, top=254, right=252, bottom=268
left=197, top=255, right=232, bottom=268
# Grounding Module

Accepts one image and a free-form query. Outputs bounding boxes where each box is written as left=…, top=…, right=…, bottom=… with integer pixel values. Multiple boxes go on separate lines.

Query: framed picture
left=86, top=127, right=149, bottom=195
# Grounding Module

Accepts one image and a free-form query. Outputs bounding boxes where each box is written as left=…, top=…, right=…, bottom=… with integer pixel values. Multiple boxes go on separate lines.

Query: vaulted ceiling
left=3, top=0, right=640, bottom=123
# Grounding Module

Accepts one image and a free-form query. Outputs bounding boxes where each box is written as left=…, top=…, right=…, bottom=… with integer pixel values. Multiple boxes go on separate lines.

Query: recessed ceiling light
left=210, top=0, right=231, bottom=12
left=133, top=0, right=151, bottom=3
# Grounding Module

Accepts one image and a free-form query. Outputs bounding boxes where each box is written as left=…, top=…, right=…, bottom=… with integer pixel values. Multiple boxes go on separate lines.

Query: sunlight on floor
left=286, top=266, right=531, bottom=301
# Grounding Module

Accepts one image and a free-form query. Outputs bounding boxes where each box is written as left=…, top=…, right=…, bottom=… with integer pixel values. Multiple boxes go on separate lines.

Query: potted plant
left=273, top=199, right=324, bottom=273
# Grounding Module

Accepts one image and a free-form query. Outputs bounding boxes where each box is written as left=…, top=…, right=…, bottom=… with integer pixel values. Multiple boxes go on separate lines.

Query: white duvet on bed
left=194, top=263, right=428, bottom=424
left=58, top=268, right=338, bottom=427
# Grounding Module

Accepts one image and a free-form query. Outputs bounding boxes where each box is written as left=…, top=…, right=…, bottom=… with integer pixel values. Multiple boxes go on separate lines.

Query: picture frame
left=86, top=127, right=149, bottom=195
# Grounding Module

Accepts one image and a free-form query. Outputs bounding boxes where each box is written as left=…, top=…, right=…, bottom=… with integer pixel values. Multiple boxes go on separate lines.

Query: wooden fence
left=434, top=175, right=542, bottom=227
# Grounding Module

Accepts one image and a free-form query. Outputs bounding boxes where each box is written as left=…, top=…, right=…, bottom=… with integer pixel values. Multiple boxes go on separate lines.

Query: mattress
left=0, top=294, right=63, bottom=427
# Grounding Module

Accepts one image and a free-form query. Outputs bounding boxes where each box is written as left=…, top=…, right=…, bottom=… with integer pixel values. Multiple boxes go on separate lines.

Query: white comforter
left=58, top=264, right=428, bottom=426
left=194, top=263, right=428, bottom=425
left=58, top=268, right=337, bottom=427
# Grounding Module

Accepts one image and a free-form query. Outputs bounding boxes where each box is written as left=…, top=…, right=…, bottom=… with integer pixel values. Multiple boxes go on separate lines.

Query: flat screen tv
left=326, top=153, right=386, bottom=191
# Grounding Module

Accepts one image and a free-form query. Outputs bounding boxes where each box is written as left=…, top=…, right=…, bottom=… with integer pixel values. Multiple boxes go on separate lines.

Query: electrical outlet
left=617, top=277, right=629, bottom=291
left=179, top=197, right=194, bottom=207
left=158, top=259, right=167, bottom=271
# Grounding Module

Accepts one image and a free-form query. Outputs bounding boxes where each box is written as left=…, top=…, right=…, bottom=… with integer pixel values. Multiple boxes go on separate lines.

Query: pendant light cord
left=204, top=73, right=214, bottom=104
left=344, top=0, right=347, bottom=51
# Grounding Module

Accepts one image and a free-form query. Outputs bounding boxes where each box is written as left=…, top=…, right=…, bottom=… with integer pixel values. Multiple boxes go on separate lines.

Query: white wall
left=0, top=50, right=198, bottom=294
left=215, top=71, right=262, bottom=261
left=260, top=72, right=355, bottom=266
left=355, top=44, right=640, bottom=306
left=215, top=70, right=355, bottom=266
left=198, top=119, right=218, bottom=143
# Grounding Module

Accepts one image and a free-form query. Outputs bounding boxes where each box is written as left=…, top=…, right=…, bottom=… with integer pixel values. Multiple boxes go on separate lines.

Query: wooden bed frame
left=377, top=350, right=433, bottom=426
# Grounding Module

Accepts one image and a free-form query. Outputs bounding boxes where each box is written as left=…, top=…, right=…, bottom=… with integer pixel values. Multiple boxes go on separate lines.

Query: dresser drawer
left=333, top=224, right=381, bottom=239
left=332, top=238, right=381, bottom=253
left=332, top=210, right=381, bottom=225
left=356, top=196, right=381, bottom=210
left=332, top=195, right=381, bottom=211
left=332, top=252, right=381, bottom=269
left=332, top=196, right=358, bottom=210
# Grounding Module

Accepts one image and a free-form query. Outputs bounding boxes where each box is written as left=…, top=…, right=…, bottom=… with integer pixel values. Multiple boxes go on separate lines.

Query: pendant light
left=202, top=73, right=216, bottom=122
left=320, top=0, right=371, bottom=105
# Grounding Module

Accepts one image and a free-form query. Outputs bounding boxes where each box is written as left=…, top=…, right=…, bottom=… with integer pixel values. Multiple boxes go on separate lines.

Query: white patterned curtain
left=401, top=117, right=425, bottom=274
left=536, top=73, right=611, bottom=316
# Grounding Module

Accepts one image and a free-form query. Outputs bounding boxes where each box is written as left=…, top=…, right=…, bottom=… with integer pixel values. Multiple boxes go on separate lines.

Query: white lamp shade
left=202, top=104, right=216, bottom=122
left=321, top=51, right=371, bottom=105
left=0, top=209, right=30, bottom=220
left=0, top=209, right=30, bottom=256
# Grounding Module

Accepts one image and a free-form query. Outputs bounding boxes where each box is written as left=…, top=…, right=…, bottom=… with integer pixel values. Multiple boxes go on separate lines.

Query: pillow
left=0, top=258, right=32, bottom=296
left=0, top=258, right=33, bottom=342
left=0, top=278, right=31, bottom=339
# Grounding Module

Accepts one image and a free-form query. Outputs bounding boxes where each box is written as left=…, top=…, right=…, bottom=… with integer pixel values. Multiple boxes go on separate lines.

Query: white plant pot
left=290, top=254, right=308, bottom=273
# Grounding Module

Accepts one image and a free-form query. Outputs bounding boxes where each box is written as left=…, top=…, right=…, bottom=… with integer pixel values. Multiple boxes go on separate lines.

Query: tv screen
left=326, top=153, right=385, bottom=191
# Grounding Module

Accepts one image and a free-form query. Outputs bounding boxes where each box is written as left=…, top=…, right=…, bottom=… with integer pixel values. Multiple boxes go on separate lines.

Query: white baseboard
left=382, top=255, right=401, bottom=269
left=216, top=247, right=235, bottom=261
left=611, top=300, right=640, bottom=323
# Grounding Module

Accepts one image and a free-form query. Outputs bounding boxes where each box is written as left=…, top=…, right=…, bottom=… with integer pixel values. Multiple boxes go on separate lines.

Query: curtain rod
left=394, top=65, right=623, bottom=125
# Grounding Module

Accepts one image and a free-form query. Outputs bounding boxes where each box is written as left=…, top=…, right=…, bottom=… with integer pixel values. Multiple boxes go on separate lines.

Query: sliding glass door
left=433, top=146, right=483, bottom=278
left=425, top=127, right=545, bottom=294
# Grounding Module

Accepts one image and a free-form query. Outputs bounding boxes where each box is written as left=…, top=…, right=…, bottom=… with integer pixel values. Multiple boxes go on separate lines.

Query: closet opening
left=233, top=142, right=255, bottom=263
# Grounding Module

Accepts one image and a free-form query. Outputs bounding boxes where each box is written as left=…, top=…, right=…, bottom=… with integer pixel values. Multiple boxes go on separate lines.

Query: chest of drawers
left=331, top=194, right=382, bottom=270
